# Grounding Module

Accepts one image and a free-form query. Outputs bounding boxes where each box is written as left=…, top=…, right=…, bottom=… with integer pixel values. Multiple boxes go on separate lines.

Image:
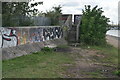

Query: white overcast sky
left=32, top=0, right=119, bottom=24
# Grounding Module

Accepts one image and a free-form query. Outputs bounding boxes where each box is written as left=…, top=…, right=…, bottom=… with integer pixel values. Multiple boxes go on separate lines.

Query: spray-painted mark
left=1, top=29, right=18, bottom=48
left=0, top=32, right=2, bottom=48
left=29, top=28, right=44, bottom=42
left=43, top=27, right=63, bottom=40
left=0, top=27, right=63, bottom=48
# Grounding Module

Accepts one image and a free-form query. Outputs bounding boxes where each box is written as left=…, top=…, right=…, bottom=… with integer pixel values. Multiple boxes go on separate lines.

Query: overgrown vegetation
left=81, top=44, right=119, bottom=77
left=2, top=0, right=43, bottom=27
left=2, top=51, right=74, bottom=78
left=42, top=5, right=62, bottom=25
left=91, top=45, right=118, bottom=65
left=114, top=70, right=120, bottom=76
left=41, top=47, right=55, bottom=52
left=2, top=44, right=118, bottom=78
left=80, top=5, right=110, bottom=45
left=81, top=44, right=118, bottom=65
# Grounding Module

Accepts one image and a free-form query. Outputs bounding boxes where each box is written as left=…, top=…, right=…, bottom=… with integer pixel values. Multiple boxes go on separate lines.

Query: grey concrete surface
left=2, top=38, right=67, bottom=60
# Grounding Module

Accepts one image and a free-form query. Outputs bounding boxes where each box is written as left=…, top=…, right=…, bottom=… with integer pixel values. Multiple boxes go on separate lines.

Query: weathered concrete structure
left=59, top=14, right=72, bottom=29
left=0, top=26, right=63, bottom=48
left=2, top=38, right=67, bottom=60
left=0, top=26, right=66, bottom=60
left=59, top=14, right=82, bottom=43
left=1, top=13, right=83, bottom=60
left=67, top=14, right=82, bottom=43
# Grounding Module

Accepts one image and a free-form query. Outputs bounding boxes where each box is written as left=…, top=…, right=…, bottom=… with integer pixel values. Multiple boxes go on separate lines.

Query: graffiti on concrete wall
left=29, top=27, right=63, bottom=42
left=0, top=26, right=63, bottom=48
left=16, top=28, right=29, bottom=45
left=29, top=28, right=43, bottom=42
left=17, top=30, right=21, bottom=45
left=0, top=27, right=18, bottom=48
left=21, top=28, right=29, bottom=44
left=43, top=27, right=63, bottom=41
left=0, top=32, right=2, bottom=48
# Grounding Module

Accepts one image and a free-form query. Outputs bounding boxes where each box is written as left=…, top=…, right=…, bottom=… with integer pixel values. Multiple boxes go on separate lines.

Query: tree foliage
left=43, top=5, right=62, bottom=25
left=80, top=5, right=110, bottom=45
left=2, top=1, right=43, bottom=27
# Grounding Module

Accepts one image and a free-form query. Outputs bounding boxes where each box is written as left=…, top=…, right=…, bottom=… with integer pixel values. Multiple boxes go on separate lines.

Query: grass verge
left=81, top=44, right=119, bottom=77
left=81, top=44, right=118, bottom=66
left=2, top=51, right=74, bottom=78
left=2, top=44, right=119, bottom=78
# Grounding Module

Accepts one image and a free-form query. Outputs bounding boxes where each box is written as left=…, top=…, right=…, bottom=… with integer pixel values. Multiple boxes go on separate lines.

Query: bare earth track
left=56, top=46, right=118, bottom=78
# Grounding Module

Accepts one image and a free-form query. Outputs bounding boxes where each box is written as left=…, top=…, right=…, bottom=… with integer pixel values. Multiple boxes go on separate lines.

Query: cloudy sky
left=32, top=0, right=119, bottom=24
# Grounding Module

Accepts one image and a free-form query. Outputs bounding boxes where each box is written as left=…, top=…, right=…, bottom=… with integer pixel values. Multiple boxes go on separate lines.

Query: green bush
left=114, top=70, right=120, bottom=76
left=80, top=5, right=110, bottom=45
left=41, top=47, right=54, bottom=52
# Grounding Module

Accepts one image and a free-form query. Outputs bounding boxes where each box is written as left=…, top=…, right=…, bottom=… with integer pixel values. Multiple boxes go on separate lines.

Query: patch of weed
left=113, top=70, right=120, bottom=77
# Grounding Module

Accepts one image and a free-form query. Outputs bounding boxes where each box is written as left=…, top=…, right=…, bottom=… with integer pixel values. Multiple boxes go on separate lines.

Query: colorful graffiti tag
left=0, top=27, right=18, bottom=48
left=43, top=27, right=63, bottom=41
left=29, top=27, right=63, bottom=42
left=29, top=28, right=43, bottom=42
left=0, top=26, right=63, bottom=48
left=2, top=29, right=18, bottom=48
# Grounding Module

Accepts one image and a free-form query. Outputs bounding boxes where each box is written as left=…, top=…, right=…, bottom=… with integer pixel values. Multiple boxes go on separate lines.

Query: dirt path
left=56, top=46, right=118, bottom=78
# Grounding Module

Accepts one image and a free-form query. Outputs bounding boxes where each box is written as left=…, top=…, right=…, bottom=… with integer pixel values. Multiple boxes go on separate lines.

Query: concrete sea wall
left=0, top=26, right=66, bottom=60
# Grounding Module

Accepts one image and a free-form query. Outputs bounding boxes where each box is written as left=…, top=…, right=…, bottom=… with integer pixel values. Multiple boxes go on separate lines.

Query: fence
left=33, top=16, right=51, bottom=26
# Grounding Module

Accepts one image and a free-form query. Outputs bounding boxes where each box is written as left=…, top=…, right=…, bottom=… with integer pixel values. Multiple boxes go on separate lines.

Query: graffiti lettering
left=29, top=28, right=43, bottom=42
left=0, top=26, right=63, bottom=48
left=1, top=29, right=18, bottom=48
left=43, top=27, right=63, bottom=40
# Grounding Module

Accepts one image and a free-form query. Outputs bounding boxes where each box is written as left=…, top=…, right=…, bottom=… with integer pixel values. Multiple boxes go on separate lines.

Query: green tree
left=80, top=5, right=110, bottom=45
left=2, top=1, right=43, bottom=27
left=44, top=5, right=62, bottom=25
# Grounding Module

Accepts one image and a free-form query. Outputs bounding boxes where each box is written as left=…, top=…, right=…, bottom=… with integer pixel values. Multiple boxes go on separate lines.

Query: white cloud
left=33, top=0, right=119, bottom=24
